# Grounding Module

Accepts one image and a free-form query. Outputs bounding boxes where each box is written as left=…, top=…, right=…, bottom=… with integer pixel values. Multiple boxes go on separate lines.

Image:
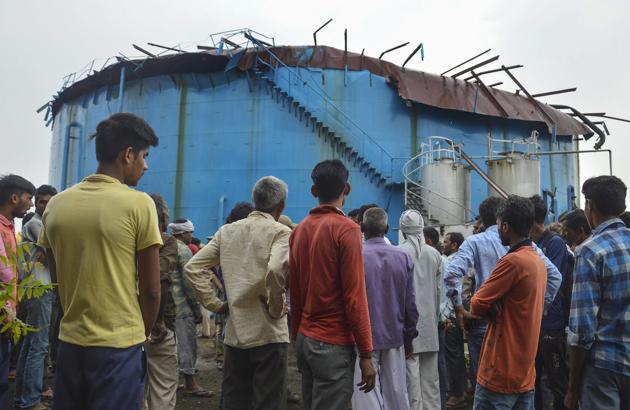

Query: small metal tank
left=487, top=152, right=541, bottom=197
left=420, top=157, right=471, bottom=225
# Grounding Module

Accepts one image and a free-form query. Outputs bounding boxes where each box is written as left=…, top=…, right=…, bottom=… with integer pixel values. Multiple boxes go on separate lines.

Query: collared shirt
left=39, top=173, right=163, bottom=348
left=568, top=218, right=630, bottom=377
left=185, top=211, right=291, bottom=349
left=440, top=253, right=456, bottom=321
left=471, top=240, right=547, bottom=394
left=399, top=241, right=443, bottom=353
left=21, top=213, right=51, bottom=285
left=444, top=225, right=562, bottom=309
left=0, top=214, right=17, bottom=313
left=290, top=205, right=373, bottom=353
left=363, top=237, right=418, bottom=350
left=171, top=239, right=199, bottom=319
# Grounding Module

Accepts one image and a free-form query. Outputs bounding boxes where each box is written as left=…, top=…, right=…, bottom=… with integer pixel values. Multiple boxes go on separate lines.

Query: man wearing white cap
left=168, top=219, right=212, bottom=398
left=398, top=210, right=444, bottom=410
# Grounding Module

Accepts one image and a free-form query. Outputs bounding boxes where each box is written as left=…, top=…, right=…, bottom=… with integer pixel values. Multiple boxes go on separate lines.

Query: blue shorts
left=53, top=341, right=146, bottom=410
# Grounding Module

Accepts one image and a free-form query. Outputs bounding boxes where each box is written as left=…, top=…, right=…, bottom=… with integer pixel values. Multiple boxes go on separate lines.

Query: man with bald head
left=352, top=208, right=418, bottom=409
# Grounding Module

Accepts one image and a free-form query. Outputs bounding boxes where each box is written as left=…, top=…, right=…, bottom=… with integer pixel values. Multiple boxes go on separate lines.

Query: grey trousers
left=406, top=351, right=441, bottom=410
left=175, top=316, right=197, bottom=376
left=143, top=329, right=178, bottom=410
left=296, top=333, right=356, bottom=410
left=580, top=364, right=630, bottom=410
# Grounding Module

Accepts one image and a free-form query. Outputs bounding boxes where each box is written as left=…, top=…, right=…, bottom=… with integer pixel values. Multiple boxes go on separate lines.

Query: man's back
left=39, top=174, right=161, bottom=348
left=363, top=238, right=417, bottom=350
left=472, top=244, right=547, bottom=393
left=214, top=211, right=291, bottom=349
left=569, top=218, right=630, bottom=376
left=399, top=242, right=442, bottom=353
left=289, top=205, right=372, bottom=353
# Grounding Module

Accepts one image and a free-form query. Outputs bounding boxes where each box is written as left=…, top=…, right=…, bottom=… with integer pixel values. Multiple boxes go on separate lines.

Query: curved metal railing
left=403, top=136, right=474, bottom=225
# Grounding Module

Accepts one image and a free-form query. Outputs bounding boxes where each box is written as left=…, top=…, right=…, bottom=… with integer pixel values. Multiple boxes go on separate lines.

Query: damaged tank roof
left=51, top=45, right=592, bottom=137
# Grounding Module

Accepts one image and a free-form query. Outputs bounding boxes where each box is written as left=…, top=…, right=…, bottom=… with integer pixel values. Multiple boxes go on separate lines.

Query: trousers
left=175, top=315, right=197, bottom=375
left=143, top=329, right=178, bottom=410
left=351, top=346, right=409, bottom=410
left=406, top=351, right=441, bottom=410
left=53, top=341, right=146, bottom=410
left=296, top=333, right=356, bottom=410
left=222, top=342, right=288, bottom=410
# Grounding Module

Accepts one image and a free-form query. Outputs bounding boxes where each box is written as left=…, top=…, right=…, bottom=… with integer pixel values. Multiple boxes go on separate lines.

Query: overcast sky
left=1, top=0, right=628, bottom=203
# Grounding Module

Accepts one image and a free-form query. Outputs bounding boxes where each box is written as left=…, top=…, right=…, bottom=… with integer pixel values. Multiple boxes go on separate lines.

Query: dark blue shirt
left=535, top=233, right=570, bottom=330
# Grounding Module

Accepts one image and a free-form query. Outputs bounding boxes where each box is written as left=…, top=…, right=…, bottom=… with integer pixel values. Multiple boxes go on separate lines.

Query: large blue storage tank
left=46, top=43, right=592, bottom=242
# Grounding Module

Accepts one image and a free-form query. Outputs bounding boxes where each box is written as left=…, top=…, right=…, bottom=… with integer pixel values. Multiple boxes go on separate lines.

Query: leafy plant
left=0, top=242, right=55, bottom=344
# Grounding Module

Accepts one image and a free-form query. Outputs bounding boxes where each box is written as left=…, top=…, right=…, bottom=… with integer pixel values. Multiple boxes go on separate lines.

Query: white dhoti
left=406, top=351, right=441, bottom=410
left=352, top=346, right=410, bottom=410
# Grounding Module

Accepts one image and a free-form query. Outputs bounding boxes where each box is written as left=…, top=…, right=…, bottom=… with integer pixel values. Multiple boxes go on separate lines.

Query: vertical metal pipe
left=118, top=65, right=126, bottom=112
left=218, top=195, right=227, bottom=231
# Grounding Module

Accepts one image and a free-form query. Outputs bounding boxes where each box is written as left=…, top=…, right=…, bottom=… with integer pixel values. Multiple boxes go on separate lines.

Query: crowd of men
left=0, top=112, right=628, bottom=410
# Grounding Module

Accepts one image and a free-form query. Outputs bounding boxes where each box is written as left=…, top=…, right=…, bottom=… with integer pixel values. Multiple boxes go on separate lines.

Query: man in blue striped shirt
left=565, top=175, right=630, bottom=410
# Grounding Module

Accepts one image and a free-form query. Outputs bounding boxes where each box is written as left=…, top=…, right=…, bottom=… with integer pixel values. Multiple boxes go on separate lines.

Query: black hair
left=618, top=211, right=630, bottom=227
left=423, top=227, right=440, bottom=246
left=191, top=237, right=201, bottom=246
left=311, top=160, right=349, bottom=203
left=173, top=218, right=188, bottom=224
left=358, top=204, right=379, bottom=223
left=0, top=174, right=36, bottom=205
left=582, top=175, right=627, bottom=217
left=226, top=202, right=254, bottom=224
left=479, top=196, right=505, bottom=228
left=36, top=184, right=57, bottom=199
left=90, top=113, right=159, bottom=163
left=529, top=195, right=547, bottom=224
left=496, top=195, right=534, bottom=237
left=563, top=208, right=591, bottom=235
left=348, top=209, right=360, bottom=218
left=446, top=232, right=465, bottom=248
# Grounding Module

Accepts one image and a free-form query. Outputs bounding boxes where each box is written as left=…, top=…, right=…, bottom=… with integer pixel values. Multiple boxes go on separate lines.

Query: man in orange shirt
left=290, top=160, right=376, bottom=409
left=471, top=195, right=547, bottom=409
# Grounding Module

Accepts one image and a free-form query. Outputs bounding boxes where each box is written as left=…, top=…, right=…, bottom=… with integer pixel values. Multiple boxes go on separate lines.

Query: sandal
left=183, top=389, right=214, bottom=398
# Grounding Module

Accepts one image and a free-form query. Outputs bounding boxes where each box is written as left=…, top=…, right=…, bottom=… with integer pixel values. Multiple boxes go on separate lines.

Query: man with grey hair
left=352, top=208, right=418, bottom=409
left=398, top=210, right=444, bottom=410
left=185, top=176, right=291, bottom=409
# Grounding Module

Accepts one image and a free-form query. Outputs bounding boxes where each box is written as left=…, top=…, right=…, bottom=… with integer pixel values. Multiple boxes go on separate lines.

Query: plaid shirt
left=568, top=218, right=630, bottom=376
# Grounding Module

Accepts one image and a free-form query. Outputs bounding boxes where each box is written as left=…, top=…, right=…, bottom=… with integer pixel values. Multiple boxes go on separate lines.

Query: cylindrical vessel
left=420, top=158, right=471, bottom=225
left=487, top=152, right=541, bottom=197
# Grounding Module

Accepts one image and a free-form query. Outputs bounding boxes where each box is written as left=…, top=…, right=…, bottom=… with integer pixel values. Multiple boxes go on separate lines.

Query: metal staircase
left=236, top=32, right=395, bottom=187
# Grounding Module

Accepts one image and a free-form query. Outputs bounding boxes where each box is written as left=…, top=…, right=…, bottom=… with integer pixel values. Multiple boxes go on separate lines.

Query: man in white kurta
left=397, top=210, right=443, bottom=410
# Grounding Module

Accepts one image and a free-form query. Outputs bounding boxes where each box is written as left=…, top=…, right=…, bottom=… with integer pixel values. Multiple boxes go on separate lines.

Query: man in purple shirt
left=352, top=207, right=419, bottom=409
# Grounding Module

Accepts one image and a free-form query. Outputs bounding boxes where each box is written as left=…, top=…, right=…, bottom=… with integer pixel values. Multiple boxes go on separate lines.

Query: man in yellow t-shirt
left=38, top=113, right=162, bottom=410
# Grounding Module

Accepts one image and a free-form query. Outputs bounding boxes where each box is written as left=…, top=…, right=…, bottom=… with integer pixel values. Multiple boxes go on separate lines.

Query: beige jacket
left=185, top=211, right=291, bottom=349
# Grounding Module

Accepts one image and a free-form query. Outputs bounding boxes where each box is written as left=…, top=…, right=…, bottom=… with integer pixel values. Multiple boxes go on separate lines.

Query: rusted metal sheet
left=237, top=46, right=592, bottom=136
left=52, top=45, right=592, bottom=137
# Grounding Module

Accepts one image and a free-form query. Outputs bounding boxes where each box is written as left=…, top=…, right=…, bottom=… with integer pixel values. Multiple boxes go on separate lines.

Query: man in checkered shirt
left=564, top=175, right=630, bottom=410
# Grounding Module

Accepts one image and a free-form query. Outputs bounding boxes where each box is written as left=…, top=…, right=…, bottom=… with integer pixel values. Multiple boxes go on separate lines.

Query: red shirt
left=187, top=243, right=199, bottom=255
left=289, top=205, right=372, bottom=353
left=471, top=242, right=547, bottom=394
left=0, top=214, right=17, bottom=313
